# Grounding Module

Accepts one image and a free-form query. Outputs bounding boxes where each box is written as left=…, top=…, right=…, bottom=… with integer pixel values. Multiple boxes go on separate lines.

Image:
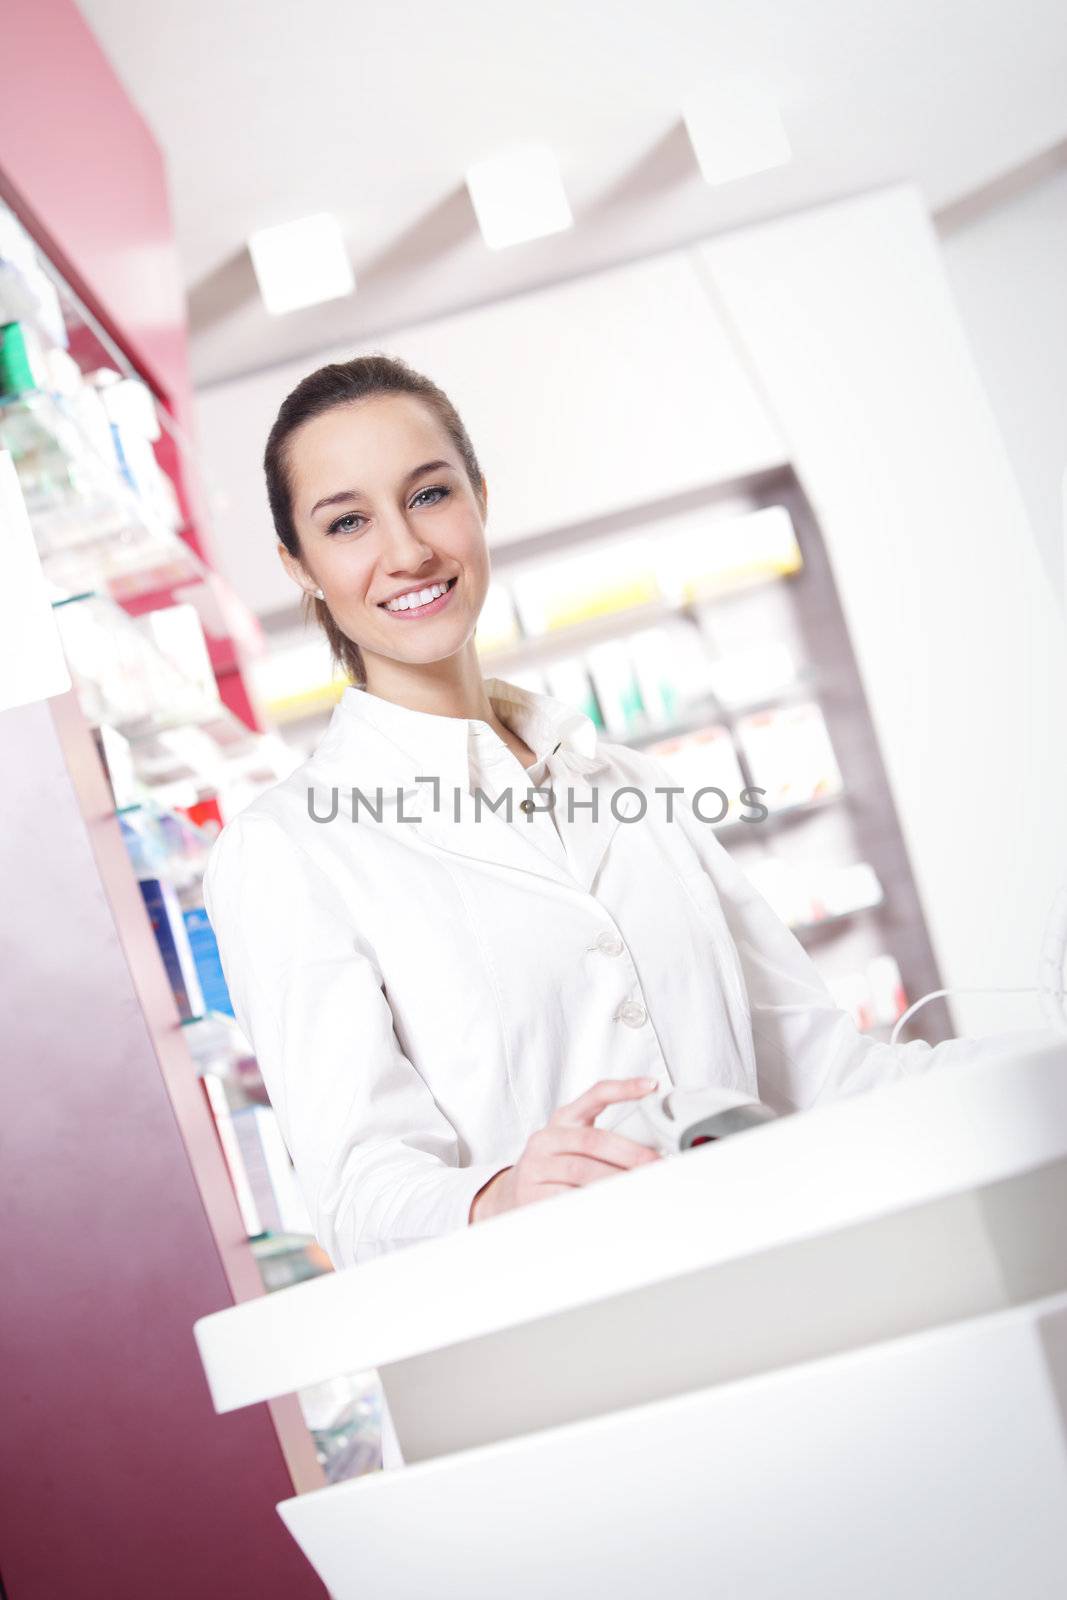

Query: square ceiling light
left=465, top=143, right=573, bottom=250
left=682, top=85, right=792, bottom=187
left=247, top=212, right=355, bottom=316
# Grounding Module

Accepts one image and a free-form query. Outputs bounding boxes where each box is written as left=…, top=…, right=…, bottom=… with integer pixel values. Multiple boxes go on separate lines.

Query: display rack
left=0, top=197, right=365, bottom=1493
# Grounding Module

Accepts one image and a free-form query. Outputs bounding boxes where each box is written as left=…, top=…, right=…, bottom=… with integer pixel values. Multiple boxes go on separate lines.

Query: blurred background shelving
left=1, top=193, right=373, bottom=1498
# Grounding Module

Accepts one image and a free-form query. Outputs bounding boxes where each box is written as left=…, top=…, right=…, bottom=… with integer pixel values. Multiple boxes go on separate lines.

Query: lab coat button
left=595, top=931, right=624, bottom=956
left=615, top=1000, right=647, bottom=1028
left=520, top=798, right=535, bottom=814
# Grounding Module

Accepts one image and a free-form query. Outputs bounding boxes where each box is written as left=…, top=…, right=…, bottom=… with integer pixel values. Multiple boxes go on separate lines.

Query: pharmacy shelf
left=49, top=587, right=266, bottom=795
left=480, top=577, right=800, bottom=677
left=790, top=897, right=886, bottom=940
left=3, top=388, right=204, bottom=604
left=1, top=185, right=330, bottom=1533
left=711, top=789, right=847, bottom=838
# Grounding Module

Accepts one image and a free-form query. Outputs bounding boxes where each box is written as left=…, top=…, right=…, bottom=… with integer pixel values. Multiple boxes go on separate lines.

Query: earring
left=313, top=587, right=324, bottom=600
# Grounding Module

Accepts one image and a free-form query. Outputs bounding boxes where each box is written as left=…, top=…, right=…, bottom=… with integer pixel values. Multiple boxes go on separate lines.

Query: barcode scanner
left=596, top=1085, right=779, bottom=1156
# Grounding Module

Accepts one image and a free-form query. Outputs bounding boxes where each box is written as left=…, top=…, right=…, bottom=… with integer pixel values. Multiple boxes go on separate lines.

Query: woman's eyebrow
left=308, top=459, right=453, bottom=519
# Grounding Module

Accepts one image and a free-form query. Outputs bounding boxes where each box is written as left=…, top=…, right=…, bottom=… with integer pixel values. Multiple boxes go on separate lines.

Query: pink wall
left=0, top=693, right=325, bottom=1598
left=0, top=0, right=192, bottom=426
left=0, top=10, right=322, bottom=1591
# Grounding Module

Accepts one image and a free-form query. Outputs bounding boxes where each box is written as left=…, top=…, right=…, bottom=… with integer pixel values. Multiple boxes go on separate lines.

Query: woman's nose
left=378, top=510, right=433, bottom=572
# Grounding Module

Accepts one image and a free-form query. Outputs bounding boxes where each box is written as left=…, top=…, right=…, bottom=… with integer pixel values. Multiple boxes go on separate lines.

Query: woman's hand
left=469, top=1076, right=662, bottom=1222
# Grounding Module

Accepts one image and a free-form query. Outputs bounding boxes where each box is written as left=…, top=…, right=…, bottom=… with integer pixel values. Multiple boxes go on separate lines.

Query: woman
left=203, top=353, right=977, bottom=1271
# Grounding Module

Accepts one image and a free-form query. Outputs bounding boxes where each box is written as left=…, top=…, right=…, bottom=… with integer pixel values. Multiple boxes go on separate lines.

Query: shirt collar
left=307, top=674, right=609, bottom=796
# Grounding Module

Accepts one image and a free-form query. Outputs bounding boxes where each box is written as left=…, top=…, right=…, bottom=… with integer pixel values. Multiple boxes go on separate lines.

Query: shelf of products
left=3, top=199, right=373, bottom=1485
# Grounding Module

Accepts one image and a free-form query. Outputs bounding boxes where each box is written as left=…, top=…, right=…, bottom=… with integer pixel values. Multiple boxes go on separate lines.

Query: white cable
left=890, top=864, right=1067, bottom=1045
left=889, top=986, right=1043, bottom=1046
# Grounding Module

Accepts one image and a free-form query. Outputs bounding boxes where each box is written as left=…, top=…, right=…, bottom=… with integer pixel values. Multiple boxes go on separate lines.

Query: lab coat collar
left=305, top=676, right=623, bottom=894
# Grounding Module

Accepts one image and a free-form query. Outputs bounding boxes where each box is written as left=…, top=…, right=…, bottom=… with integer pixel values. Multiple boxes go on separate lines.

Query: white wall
left=938, top=161, right=1067, bottom=610
left=698, top=183, right=1067, bottom=1037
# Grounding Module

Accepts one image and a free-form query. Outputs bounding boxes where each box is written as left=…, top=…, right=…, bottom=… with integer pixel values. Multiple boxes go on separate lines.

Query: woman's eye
left=326, top=512, right=364, bottom=536
left=326, top=486, right=448, bottom=535
left=411, top=485, right=450, bottom=508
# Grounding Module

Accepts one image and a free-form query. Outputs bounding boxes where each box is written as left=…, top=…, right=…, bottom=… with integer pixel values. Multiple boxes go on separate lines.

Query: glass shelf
left=790, top=896, right=886, bottom=939
left=0, top=386, right=203, bottom=604
left=477, top=574, right=800, bottom=678
left=46, top=586, right=280, bottom=796
left=626, top=679, right=818, bottom=751
left=52, top=587, right=221, bottom=735
left=712, top=789, right=847, bottom=837
left=1, top=194, right=201, bottom=529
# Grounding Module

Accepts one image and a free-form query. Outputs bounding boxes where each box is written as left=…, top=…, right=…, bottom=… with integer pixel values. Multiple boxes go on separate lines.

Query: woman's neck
left=361, top=649, right=535, bottom=766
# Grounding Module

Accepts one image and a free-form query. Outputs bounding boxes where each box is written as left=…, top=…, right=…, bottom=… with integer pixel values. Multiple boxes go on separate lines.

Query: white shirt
left=203, top=675, right=985, bottom=1273
left=466, top=697, right=568, bottom=870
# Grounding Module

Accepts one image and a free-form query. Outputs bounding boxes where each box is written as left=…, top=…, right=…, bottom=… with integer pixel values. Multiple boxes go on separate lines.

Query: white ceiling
left=77, top=0, right=1067, bottom=390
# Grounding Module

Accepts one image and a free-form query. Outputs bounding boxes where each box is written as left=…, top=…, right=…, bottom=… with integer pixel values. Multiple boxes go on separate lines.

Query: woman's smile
left=377, top=574, right=458, bottom=620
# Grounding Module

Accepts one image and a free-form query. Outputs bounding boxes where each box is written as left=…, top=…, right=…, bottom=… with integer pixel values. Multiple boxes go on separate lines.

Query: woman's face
left=279, top=393, right=491, bottom=677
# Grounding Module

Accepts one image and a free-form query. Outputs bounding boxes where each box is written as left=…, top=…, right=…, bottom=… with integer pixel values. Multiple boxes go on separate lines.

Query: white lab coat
left=203, top=675, right=983, bottom=1275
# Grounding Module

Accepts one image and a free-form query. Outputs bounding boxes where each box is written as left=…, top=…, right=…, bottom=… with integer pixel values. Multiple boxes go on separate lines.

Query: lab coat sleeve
left=201, top=812, right=507, bottom=1267
left=640, top=755, right=1006, bottom=1112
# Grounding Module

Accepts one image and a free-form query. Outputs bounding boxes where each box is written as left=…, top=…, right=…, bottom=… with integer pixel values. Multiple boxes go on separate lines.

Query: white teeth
left=385, top=580, right=449, bottom=613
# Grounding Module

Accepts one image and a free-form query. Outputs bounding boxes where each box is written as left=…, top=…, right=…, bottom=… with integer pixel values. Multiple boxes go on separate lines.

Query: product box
left=91, top=722, right=143, bottom=811
left=543, top=657, right=603, bottom=728
left=706, top=642, right=798, bottom=712
left=202, top=1072, right=263, bottom=1237
left=139, top=875, right=205, bottom=1022
left=646, top=723, right=748, bottom=824
left=510, top=535, right=660, bottom=635
left=585, top=638, right=645, bottom=736
left=656, top=503, right=803, bottom=605
left=827, top=955, right=908, bottom=1032
left=626, top=627, right=682, bottom=729
left=182, top=905, right=235, bottom=1018
left=230, top=1104, right=314, bottom=1237
left=744, top=857, right=884, bottom=929
left=734, top=700, right=844, bottom=812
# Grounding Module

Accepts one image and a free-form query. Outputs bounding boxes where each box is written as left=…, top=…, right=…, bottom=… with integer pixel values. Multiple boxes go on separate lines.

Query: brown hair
left=263, top=352, right=486, bottom=688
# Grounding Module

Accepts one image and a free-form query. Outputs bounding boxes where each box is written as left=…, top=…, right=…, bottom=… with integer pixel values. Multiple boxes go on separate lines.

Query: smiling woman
left=206, top=350, right=1020, bottom=1387
left=263, top=355, right=493, bottom=695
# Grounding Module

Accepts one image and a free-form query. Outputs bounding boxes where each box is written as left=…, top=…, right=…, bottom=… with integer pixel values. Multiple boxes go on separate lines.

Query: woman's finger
left=550, top=1075, right=658, bottom=1128
left=539, top=1153, right=627, bottom=1189
left=542, top=1123, right=660, bottom=1170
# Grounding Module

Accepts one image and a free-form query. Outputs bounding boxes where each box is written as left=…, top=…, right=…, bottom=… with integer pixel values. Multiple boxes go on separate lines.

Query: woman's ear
left=278, top=541, right=319, bottom=600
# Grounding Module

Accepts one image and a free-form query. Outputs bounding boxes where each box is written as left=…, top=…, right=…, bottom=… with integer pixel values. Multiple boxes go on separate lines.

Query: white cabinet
left=692, top=182, right=1067, bottom=1039
left=366, top=252, right=786, bottom=545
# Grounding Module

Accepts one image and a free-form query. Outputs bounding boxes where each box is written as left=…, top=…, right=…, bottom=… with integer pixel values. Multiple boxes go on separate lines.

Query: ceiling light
left=247, top=213, right=355, bottom=316
left=682, top=85, right=792, bottom=187
left=465, top=143, right=573, bottom=250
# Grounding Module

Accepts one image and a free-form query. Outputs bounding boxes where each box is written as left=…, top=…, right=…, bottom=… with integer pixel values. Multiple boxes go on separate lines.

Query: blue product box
left=183, top=904, right=235, bottom=1018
